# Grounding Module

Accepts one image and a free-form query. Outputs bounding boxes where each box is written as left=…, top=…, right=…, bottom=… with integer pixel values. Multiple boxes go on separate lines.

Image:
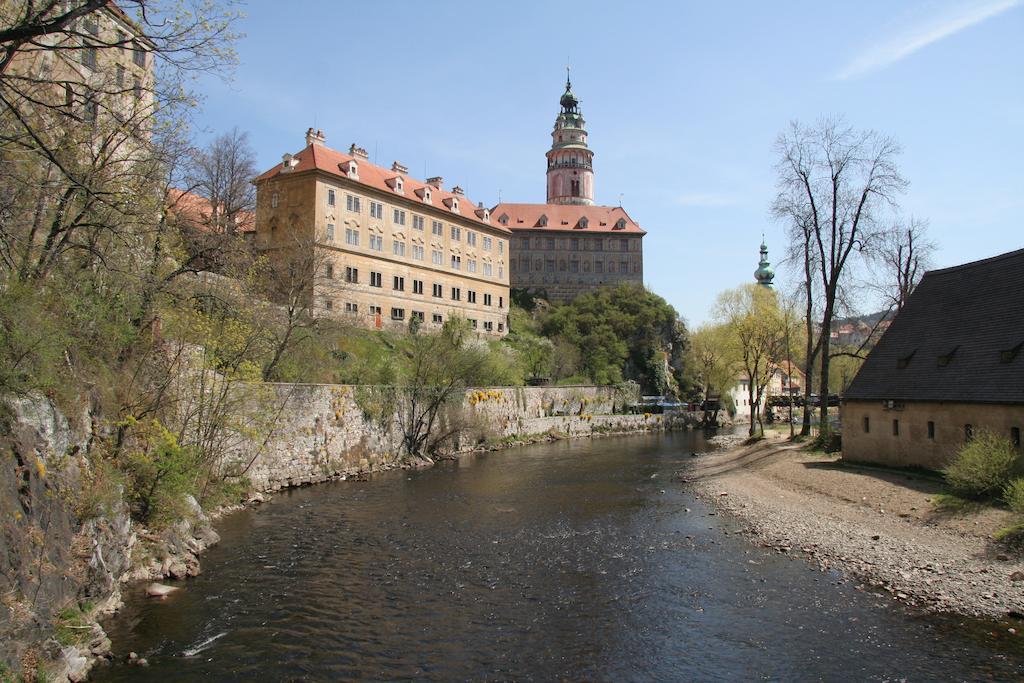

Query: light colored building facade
left=494, top=76, right=645, bottom=303
left=253, top=130, right=511, bottom=336
left=842, top=249, right=1024, bottom=470
left=0, top=2, right=155, bottom=136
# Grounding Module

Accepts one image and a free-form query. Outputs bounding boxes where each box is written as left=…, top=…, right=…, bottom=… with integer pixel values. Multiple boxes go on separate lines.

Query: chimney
left=426, top=176, right=444, bottom=190
left=348, top=143, right=369, bottom=160
left=452, top=185, right=464, bottom=196
left=305, top=127, right=325, bottom=146
left=477, top=201, right=484, bottom=208
left=391, top=161, right=408, bottom=175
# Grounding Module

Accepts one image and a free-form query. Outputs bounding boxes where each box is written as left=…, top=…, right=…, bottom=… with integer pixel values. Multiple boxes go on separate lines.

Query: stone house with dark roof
left=841, top=248, right=1024, bottom=469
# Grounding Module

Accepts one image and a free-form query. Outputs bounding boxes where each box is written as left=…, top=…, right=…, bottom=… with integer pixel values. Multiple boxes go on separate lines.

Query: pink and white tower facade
left=546, top=72, right=594, bottom=206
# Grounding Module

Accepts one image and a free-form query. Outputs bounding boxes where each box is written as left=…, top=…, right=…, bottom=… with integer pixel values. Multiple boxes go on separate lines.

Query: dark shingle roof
left=844, top=247, right=1024, bottom=405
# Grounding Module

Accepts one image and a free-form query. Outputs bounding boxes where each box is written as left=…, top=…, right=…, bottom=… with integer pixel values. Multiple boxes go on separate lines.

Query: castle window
left=424, top=187, right=432, bottom=203
left=615, top=219, right=627, bottom=230
left=326, top=224, right=334, bottom=241
left=132, top=42, right=146, bottom=67
left=345, top=267, right=358, bottom=283
left=395, top=177, right=404, bottom=193
left=892, top=419, right=899, bottom=436
left=483, top=263, right=492, bottom=276
left=327, top=189, right=336, bottom=206
left=271, top=192, right=279, bottom=208
left=451, top=197, right=459, bottom=212
left=928, top=421, right=935, bottom=439
left=432, top=283, right=443, bottom=297
left=964, top=424, right=973, bottom=441
left=467, top=291, right=477, bottom=304
left=571, top=180, right=581, bottom=196
left=862, top=417, right=870, bottom=433
left=1013, top=427, right=1021, bottom=447
left=391, top=308, right=405, bottom=321
left=432, top=313, right=443, bottom=324
left=324, top=263, right=334, bottom=279
left=412, top=215, right=424, bottom=231
left=537, top=214, right=548, bottom=228
left=432, top=220, right=443, bottom=236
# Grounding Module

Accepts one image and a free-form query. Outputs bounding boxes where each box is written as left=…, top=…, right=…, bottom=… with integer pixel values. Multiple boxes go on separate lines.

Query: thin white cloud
left=674, top=192, right=738, bottom=208
left=834, top=0, right=1021, bottom=80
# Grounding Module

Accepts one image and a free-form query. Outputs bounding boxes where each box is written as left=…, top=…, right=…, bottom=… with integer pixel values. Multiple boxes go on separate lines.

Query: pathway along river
left=95, top=432, right=1024, bottom=681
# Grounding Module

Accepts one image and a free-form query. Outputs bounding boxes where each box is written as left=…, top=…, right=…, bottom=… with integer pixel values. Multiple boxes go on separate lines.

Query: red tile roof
left=255, top=142, right=509, bottom=234
left=167, top=188, right=255, bottom=234
left=489, top=202, right=645, bottom=235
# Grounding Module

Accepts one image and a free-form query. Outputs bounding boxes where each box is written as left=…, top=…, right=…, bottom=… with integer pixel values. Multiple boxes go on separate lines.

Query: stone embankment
left=228, top=383, right=694, bottom=492
left=684, top=437, right=1024, bottom=621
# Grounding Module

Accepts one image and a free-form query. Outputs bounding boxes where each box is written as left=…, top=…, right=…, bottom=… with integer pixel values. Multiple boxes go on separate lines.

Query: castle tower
left=546, top=71, right=594, bottom=205
left=754, top=240, right=775, bottom=288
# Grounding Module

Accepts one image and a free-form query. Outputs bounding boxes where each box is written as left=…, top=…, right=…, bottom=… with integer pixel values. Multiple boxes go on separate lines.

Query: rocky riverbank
left=684, top=436, right=1024, bottom=622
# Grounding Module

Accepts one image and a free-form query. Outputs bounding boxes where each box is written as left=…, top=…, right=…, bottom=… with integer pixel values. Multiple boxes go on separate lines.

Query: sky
left=188, top=0, right=1024, bottom=327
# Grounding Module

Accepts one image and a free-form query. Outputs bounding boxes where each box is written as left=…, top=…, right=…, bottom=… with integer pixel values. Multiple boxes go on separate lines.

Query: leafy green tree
left=540, top=283, right=686, bottom=392
left=715, top=284, right=790, bottom=437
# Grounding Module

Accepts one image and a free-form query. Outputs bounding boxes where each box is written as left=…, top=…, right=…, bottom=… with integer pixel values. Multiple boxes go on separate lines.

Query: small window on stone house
left=863, top=417, right=870, bottom=433
left=927, top=421, right=935, bottom=439
left=892, top=419, right=899, bottom=436
left=1012, top=427, right=1021, bottom=448
left=964, top=424, right=974, bottom=441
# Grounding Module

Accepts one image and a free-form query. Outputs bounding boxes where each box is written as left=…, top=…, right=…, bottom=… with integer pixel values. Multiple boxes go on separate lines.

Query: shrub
left=1004, top=478, right=1024, bottom=515
left=119, top=420, right=201, bottom=528
left=942, top=431, right=1018, bottom=499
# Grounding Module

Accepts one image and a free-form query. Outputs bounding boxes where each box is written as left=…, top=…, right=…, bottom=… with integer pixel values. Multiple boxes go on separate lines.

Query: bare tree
left=773, top=118, right=907, bottom=430
left=254, top=236, right=347, bottom=382
left=873, top=217, right=935, bottom=313
left=186, top=126, right=257, bottom=234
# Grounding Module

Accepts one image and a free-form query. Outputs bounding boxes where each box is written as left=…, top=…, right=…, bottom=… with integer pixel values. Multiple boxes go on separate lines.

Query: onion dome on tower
left=754, top=241, right=775, bottom=288
left=546, top=69, right=594, bottom=206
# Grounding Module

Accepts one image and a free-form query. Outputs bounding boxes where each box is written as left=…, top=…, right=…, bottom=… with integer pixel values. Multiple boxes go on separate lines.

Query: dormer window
left=614, top=218, right=627, bottom=230
left=451, top=197, right=459, bottom=212
left=499, top=213, right=509, bottom=226
left=341, top=160, right=359, bottom=179
left=395, top=177, right=403, bottom=193
left=578, top=216, right=589, bottom=229
left=536, top=214, right=548, bottom=228
left=424, top=187, right=432, bottom=203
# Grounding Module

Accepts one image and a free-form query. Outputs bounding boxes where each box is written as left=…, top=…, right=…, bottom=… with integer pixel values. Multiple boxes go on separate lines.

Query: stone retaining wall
left=226, top=383, right=687, bottom=492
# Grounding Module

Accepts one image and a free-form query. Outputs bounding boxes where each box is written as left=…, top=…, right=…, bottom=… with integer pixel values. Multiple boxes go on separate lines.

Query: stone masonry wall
left=227, top=383, right=678, bottom=492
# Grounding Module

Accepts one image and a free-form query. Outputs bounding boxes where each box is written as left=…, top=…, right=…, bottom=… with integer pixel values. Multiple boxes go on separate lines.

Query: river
left=95, top=432, right=1024, bottom=681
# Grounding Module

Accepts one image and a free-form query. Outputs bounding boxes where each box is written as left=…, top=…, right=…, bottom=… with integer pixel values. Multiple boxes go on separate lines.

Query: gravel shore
left=685, top=436, right=1024, bottom=621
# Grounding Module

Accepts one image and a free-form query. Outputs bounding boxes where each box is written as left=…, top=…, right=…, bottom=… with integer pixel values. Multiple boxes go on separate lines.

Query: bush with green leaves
left=119, top=419, right=201, bottom=528
left=1003, top=478, right=1024, bottom=515
left=942, top=431, right=1018, bottom=499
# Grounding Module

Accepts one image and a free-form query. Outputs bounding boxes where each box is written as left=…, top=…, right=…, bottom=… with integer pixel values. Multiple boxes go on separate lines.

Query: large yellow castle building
left=253, top=129, right=511, bottom=336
